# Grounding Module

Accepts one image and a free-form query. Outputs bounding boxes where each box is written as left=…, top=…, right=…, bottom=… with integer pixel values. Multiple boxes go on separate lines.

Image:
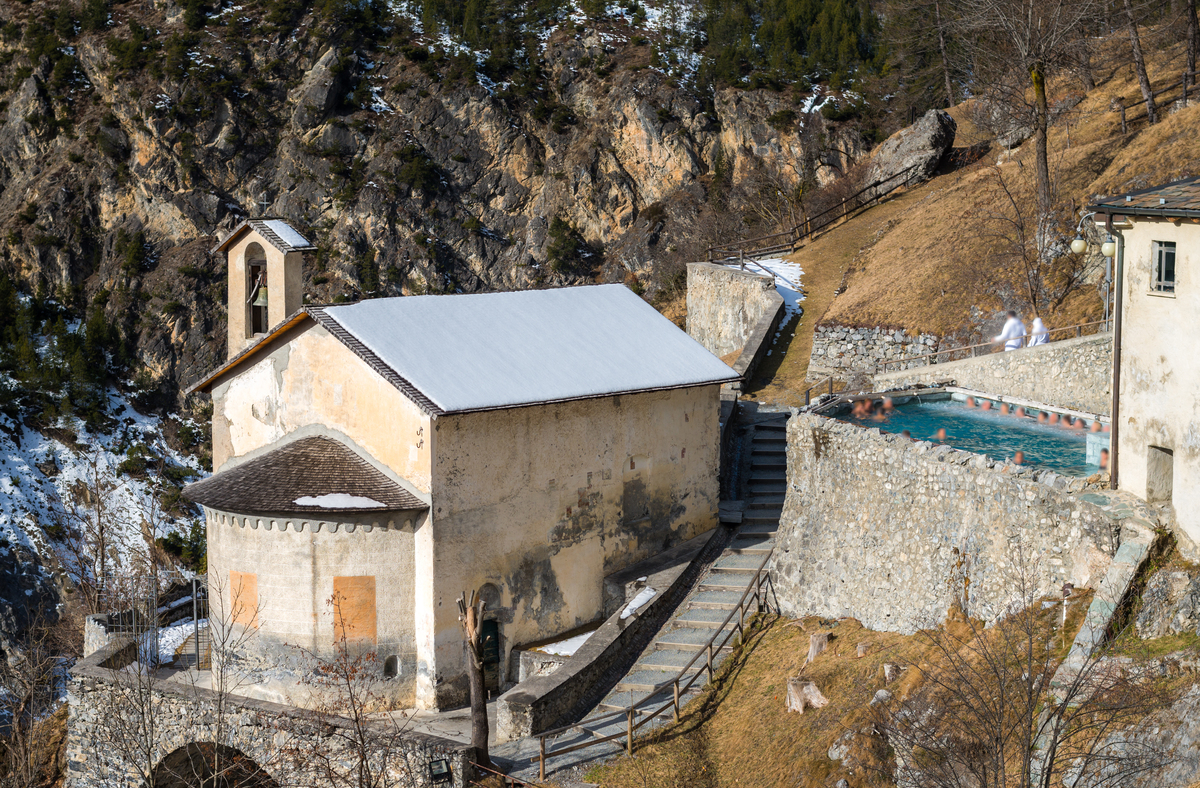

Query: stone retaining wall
left=809, top=324, right=942, bottom=375
left=686, top=263, right=782, bottom=360
left=769, top=413, right=1125, bottom=635
left=872, top=332, right=1113, bottom=415
left=67, top=639, right=472, bottom=787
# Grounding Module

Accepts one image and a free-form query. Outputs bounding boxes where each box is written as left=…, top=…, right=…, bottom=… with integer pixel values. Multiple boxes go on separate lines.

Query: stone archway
left=151, top=743, right=277, bottom=788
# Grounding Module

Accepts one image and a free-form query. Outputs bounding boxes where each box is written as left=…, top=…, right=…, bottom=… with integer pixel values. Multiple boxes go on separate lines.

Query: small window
left=383, top=655, right=399, bottom=678
left=1153, top=241, right=1176, bottom=293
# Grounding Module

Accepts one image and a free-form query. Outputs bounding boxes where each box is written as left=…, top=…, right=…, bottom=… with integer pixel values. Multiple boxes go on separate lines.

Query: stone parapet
left=686, top=262, right=782, bottom=361
left=808, top=324, right=941, bottom=375
left=770, top=413, right=1127, bottom=635
left=872, top=332, right=1113, bottom=416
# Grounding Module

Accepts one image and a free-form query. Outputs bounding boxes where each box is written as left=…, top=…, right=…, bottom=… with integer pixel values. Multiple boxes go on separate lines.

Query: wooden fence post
left=626, top=708, right=634, bottom=755
left=539, top=738, right=546, bottom=781
left=673, top=679, right=681, bottom=722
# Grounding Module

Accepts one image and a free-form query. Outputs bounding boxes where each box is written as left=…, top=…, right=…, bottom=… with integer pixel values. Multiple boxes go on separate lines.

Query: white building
left=1090, top=177, right=1200, bottom=554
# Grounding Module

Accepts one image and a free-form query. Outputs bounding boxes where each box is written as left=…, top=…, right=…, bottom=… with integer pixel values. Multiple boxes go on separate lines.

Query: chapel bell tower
left=212, top=218, right=315, bottom=358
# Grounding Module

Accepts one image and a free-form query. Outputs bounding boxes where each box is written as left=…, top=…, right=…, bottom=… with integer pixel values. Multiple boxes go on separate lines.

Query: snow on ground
left=536, top=629, right=595, bottom=657
left=0, top=379, right=206, bottom=586
left=143, top=617, right=207, bottom=666
left=729, top=257, right=805, bottom=322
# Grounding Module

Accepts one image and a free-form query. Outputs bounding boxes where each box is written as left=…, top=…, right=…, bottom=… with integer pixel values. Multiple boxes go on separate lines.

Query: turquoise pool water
left=836, top=397, right=1102, bottom=476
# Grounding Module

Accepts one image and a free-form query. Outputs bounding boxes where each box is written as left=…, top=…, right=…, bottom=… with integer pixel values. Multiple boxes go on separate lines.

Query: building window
left=1153, top=241, right=1176, bottom=293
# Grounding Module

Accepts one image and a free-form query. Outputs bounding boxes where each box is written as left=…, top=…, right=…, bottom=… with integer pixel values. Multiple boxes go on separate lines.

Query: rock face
left=0, top=540, right=59, bottom=659
left=289, top=48, right=356, bottom=131
left=1135, top=568, right=1200, bottom=638
left=0, top=4, right=877, bottom=404
left=865, top=109, right=956, bottom=191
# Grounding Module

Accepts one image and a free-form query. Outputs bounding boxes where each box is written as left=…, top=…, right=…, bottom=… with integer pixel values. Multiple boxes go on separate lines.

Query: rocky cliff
left=0, top=0, right=869, bottom=404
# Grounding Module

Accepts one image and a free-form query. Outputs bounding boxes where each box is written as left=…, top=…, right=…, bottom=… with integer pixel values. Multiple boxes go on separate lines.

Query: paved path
left=492, top=412, right=790, bottom=783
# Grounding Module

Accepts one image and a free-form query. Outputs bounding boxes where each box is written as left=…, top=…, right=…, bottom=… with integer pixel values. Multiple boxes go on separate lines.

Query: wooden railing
left=533, top=551, right=775, bottom=781
left=875, top=319, right=1111, bottom=374
left=470, top=761, right=541, bottom=787
left=706, top=163, right=923, bottom=263
left=1113, top=69, right=1200, bottom=131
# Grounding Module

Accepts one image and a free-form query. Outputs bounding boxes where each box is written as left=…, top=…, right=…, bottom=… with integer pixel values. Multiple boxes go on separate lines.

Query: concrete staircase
left=513, top=414, right=789, bottom=777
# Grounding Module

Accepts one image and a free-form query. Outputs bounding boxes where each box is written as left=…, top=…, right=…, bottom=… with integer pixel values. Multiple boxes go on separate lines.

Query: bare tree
left=973, top=165, right=1098, bottom=316
left=157, top=573, right=277, bottom=788
left=56, top=449, right=127, bottom=614
left=1189, top=0, right=1200, bottom=93
left=863, top=548, right=1172, bottom=788
left=957, top=0, right=1099, bottom=214
left=0, top=614, right=71, bottom=788
left=457, top=590, right=492, bottom=770
left=1122, top=0, right=1157, bottom=124
left=284, top=592, right=416, bottom=788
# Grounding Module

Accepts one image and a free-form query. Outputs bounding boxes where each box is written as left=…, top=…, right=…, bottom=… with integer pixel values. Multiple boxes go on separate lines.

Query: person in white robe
left=1028, top=317, right=1049, bottom=346
left=994, top=311, right=1026, bottom=351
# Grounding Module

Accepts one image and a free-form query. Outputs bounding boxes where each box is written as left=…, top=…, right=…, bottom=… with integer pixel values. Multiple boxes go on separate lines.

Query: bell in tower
left=211, top=218, right=316, bottom=358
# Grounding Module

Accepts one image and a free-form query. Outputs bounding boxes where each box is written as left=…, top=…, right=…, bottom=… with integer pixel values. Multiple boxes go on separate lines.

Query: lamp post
left=1070, top=212, right=1116, bottom=327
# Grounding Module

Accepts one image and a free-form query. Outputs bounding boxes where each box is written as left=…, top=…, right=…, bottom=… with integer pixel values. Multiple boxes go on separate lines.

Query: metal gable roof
left=317, top=284, right=739, bottom=414
left=211, top=218, right=317, bottom=254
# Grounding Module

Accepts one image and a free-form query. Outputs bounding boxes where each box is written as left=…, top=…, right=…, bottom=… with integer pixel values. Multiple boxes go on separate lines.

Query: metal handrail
left=875, top=319, right=1111, bottom=374
left=706, top=162, right=923, bottom=262
left=534, top=550, right=774, bottom=780
left=803, top=377, right=834, bottom=407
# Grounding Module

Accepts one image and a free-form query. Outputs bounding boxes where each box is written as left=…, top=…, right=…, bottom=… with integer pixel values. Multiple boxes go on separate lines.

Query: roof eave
left=1088, top=204, right=1200, bottom=220
left=184, top=309, right=314, bottom=396
left=436, top=375, right=741, bottom=416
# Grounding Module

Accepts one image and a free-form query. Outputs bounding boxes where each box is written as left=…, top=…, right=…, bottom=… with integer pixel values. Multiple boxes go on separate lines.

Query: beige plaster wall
left=203, top=506, right=424, bottom=706
left=223, top=230, right=303, bottom=358
left=210, top=322, right=433, bottom=492
left=1116, top=218, right=1200, bottom=552
left=422, top=385, right=722, bottom=708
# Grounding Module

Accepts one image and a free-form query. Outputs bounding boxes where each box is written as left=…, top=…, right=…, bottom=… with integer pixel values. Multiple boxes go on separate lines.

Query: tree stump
left=882, top=663, right=905, bottom=684
left=787, top=678, right=830, bottom=713
left=856, top=641, right=869, bottom=658
left=806, top=632, right=829, bottom=665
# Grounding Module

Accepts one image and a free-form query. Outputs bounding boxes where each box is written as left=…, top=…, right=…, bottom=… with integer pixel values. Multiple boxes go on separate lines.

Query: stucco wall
left=1116, top=218, right=1200, bottom=554
left=686, top=263, right=780, bottom=359
left=425, top=384, right=722, bottom=708
left=769, top=414, right=1124, bottom=634
left=210, top=322, right=433, bottom=492
left=203, top=506, right=423, bottom=706
left=873, top=332, right=1114, bottom=415
left=809, top=324, right=942, bottom=375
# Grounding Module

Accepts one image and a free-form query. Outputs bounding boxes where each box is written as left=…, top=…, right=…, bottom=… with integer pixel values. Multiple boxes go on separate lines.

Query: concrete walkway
left=489, top=411, right=790, bottom=783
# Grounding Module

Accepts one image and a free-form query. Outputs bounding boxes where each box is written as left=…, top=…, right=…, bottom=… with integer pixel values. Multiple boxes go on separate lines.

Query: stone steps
left=522, top=413, right=789, bottom=781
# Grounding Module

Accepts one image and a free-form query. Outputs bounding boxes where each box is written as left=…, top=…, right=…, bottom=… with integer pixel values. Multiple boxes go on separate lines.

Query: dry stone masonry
left=808, top=324, right=941, bottom=375
left=769, top=414, right=1126, bottom=634
left=67, top=639, right=471, bottom=787
left=873, top=333, right=1113, bottom=415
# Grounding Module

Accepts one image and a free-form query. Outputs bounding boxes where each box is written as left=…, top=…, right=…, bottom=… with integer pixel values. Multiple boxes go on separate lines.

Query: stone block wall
left=686, top=263, right=781, bottom=360
left=873, top=332, right=1113, bottom=415
left=769, top=414, right=1124, bottom=635
left=67, top=638, right=472, bottom=787
left=808, top=324, right=941, bottom=375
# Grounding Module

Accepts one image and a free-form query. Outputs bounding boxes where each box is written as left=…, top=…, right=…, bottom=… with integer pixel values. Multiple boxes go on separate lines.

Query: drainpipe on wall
left=1107, top=214, right=1125, bottom=491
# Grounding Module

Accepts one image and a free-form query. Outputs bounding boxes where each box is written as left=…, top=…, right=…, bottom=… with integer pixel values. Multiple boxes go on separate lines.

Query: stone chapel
left=183, top=219, right=737, bottom=709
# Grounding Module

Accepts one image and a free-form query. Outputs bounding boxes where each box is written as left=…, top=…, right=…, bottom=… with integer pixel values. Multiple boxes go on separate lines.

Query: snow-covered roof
left=211, top=218, right=317, bottom=254
left=309, top=285, right=738, bottom=415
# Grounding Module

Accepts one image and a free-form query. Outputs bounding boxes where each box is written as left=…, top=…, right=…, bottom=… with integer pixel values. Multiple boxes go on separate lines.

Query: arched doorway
left=152, top=743, right=277, bottom=788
